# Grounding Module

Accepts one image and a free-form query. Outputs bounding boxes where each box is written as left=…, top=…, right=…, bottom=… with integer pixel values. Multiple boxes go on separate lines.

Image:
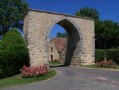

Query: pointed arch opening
left=48, top=19, right=81, bottom=66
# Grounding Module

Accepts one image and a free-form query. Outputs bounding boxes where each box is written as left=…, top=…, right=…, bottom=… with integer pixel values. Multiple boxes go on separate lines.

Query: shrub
left=95, top=49, right=105, bottom=62
left=95, top=49, right=119, bottom=65
left=106, top=49, right=119, bottom=65
left=0, top=50, right=15, bottom=77
left=0, top=28, right=29, bottom=78
left=20, top=65, right=48, bottom=78
left=96, top=60, right=117, bottom=68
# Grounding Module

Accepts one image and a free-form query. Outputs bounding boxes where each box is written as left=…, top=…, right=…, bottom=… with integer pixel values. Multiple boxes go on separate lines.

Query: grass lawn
left=49, top=61, right=62, bottom=66
left=81, top=65, right=119, bottom=70
left=0, top=69, right=57, bottom=89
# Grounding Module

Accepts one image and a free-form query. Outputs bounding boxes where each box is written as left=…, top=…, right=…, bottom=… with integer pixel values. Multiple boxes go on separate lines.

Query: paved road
left=2, top=66, right=119, bottom=90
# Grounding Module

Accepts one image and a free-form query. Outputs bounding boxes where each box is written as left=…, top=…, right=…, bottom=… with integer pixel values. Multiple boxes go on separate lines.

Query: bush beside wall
left=95, top=49, right=105, bottom=62
left=106, top=49, right=119, bottom=65
left=0, top=29, right=29, bottom=78
left=95, top=49, right=119, bottom=65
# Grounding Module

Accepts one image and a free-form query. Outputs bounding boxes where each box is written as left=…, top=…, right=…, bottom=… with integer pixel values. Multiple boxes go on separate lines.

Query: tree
left=56, top=32, right=68, bottom=38
left=76, top=7, right=99, bottom=20
left=95, top=20, right=119, bottom=49
left=0, top=28, right=29, bottom=78
left=0, top=0, right=28, bottom=37
left=75, top=7, right=119, bottom=49
left=75, top=11, right=80, bottom=16
left=0, top=30, right=2, bottom=39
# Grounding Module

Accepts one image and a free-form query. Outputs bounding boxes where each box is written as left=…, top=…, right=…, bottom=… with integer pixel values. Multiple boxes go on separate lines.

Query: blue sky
left=26, top=0, right=119, bottom=37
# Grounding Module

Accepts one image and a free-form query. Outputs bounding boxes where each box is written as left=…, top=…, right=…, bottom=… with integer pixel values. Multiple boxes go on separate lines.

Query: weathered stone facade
left=49, top=38, right=67, bottom=63
left=48, top=39, right=60, bottom=62
left=24, top=9, right=95, bottom=67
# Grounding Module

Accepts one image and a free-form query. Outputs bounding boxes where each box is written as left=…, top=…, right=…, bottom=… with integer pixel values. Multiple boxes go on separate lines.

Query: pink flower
left=20, top=65, right=48, bottom=78
left=96, top=60, right=116, bottom=68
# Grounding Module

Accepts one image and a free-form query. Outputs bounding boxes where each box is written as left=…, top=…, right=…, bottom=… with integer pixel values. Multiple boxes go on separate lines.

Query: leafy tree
left=95, top=20, right=119, bottom=49
left=76, top=7, right=119, bottom=49
left=56, top=32, right=68, bottom=38
left=75, top=11, right=80, bottom=16
left=0, top=30, right=2, bottom=39
left=0, top=0, right=28, bottom=37
left=76, top=7, right=99, bottom=20
left=0, top=28, right=29, bottom=78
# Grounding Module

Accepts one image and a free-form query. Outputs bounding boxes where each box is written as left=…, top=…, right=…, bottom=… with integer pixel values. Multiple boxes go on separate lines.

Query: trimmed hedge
left=0, top=29, right=29, bottom=78
left=95, top=49, right=119, bottom=65
left=106, top=49, right=119, bottom=65
left=95, top=49, right=105, bottom=62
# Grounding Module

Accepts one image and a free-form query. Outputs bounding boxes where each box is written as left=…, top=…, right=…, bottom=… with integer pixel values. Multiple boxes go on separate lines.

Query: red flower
left=20, top=65, right=48, bottom=78
left=96, top=60, right=116, bottom=68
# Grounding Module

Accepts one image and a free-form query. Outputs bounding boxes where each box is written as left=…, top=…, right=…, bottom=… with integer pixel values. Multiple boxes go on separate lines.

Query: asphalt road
left=2, top=66, right=119, bottom=90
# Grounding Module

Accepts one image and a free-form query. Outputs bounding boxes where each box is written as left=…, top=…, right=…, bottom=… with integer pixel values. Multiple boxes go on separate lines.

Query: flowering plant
left=96, top=60, right=116, bottom=68
left=20, top=65, right=48, bottom=78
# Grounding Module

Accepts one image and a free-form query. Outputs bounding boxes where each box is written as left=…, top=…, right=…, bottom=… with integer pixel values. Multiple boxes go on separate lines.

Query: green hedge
left=106, top=49, right=119, bottom=65
left=95, top=49, right=105, bottom=62
left=0, top=29, right=29, bottom=78
left=95, top=49, right=119, bottom=65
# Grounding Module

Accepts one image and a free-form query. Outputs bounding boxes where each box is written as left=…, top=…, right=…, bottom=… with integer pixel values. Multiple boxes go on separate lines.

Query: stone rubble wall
left=24, top=9, right=95, bottom=67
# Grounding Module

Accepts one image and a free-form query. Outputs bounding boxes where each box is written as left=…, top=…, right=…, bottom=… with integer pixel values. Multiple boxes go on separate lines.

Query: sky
left=26, top=0, right=119, bottom=37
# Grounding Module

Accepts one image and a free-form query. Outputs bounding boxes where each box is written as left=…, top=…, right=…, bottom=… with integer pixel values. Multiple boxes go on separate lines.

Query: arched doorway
left=48, top=19, right=81, bottom=66
left=49, top=24, right=67, bottom=65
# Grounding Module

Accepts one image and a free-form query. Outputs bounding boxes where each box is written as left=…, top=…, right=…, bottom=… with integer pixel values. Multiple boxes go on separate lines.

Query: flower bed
left=96, top=60, right=117, bottom=68
left=20, top=65, right=48, bottom=78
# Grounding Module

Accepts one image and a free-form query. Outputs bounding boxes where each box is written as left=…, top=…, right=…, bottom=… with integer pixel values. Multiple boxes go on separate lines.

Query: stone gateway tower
left=24, top=9, right=95, bottom=67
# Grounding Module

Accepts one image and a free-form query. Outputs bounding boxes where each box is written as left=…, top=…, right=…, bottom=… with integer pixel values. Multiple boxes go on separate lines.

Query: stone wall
left=24, top=9, right=95, bottom=67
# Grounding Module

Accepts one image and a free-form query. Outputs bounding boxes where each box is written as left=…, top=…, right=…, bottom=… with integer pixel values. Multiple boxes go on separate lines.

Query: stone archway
left=24, top=9, right=95, bottom=67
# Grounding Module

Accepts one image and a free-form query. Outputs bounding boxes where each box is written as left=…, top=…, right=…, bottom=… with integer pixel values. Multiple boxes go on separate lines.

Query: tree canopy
left=75, top=7, right=119, bottom=49
left=0, top=0, right=28, bottom=37
left=76, top=7, right=99, bottom=20
left=95, top=20, right=119, bottom=49
left=56, top=32, right=68, bottom=38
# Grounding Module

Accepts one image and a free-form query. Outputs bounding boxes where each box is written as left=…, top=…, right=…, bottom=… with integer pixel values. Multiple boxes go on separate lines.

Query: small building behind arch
left=49, top=38, right=67, bottom=63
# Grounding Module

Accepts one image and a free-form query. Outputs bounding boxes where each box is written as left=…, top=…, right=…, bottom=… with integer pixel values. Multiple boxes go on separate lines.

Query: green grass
left=0, top=69, right=57, bottom=89
left=49, top=61, right=62, bottom=66
left=81, top=65, right=119, bottom=70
